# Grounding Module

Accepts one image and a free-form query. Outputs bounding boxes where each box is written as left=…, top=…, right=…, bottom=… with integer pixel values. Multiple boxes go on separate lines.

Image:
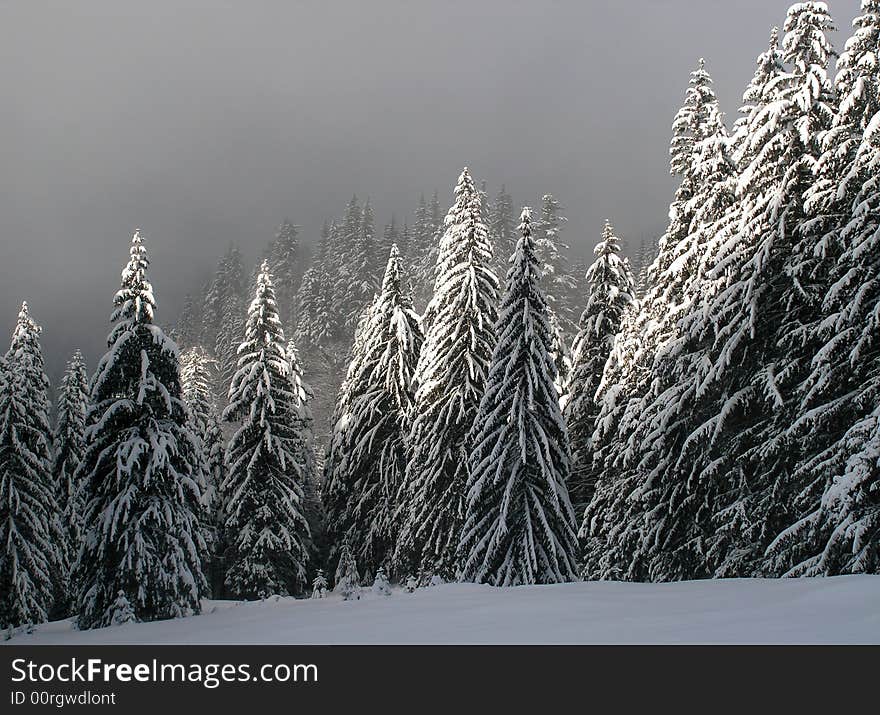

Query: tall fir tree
left=459, top=208, right=578, bottom=585
left=266, top=220, right=302, bottom=332
left=0, top=304, right=58, bottom=628
left=581, top=59, right=724, bottom=581
left=74, top=231, right=206, bottom=628
left=395, top=168, right=498, bottom=579
left=489, top=184, right=516, bottom=279
left=180, top=346, right=226, bottom=596
left=221, top=261, right=312, bottom=598
left=768, top=0, right=880, bottom=576
left=323, top=245, right=423, bottom=578
left=565, top=221, right=636, bottom=513
left=202, top=243, right=246, bottom=355
left=51, top=349, right=89, bottom=612
left=173, top=293, right=202, bottom=350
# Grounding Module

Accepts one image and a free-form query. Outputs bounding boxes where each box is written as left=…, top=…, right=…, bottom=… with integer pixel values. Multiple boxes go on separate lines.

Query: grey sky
left=0, top=0, right=857, bottom=380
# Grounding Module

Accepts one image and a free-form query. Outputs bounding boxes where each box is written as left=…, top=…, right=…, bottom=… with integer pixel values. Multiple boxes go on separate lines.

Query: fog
left=0, top=0, right=851, bottom=380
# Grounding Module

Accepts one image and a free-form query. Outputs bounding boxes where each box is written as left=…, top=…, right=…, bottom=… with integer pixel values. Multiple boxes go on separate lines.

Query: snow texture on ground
left=5, top=576, right=879, bottom=645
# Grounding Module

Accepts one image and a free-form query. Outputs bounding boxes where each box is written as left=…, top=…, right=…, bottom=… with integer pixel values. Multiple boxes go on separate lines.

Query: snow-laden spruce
left=459, top=208, right=578, bottom=586
left=221, top=260, right=312, bottom=598
left=51, top=349, right=89, bottom=612
left=323, top=244, right=423, bottom=578
left=265, top=219, right=301, bottom=332
left=395, top=168, right=499, bottom=579
left=581, top=59, right=721, bottom=581
left=533, top=195, right=577, bottom=390
left=295, top=223, right=336, bottom=348
left=588, top=59, right=719, bottom=495
left=180, top=346, right=226, bottom=596
left=73, top=231, right=206, bottom=629
left=565, top=220, right=635, bottom=513
left=0, top=304, right=59, bottom=629
left=768, top=0, right=880, bottom=576
left=489, top=184, right=516, bottom=280
left=702, top=2, right=838, bottom=576
left=202, top=243, right=246, bottom=357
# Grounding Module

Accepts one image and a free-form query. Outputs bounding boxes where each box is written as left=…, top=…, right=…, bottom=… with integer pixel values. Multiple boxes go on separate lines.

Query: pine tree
left=266, top=220, right=302, bottom=332
left=323, top=245, right=423, bottom=578
left=107, top=590, right=137, bottom=626
left=489, top=184, right=516, bottom=278
left=334, top=538, right=360, bottom=600
left=395, top=168, right=498, bottom=579
left=410, top=193, right=440, bottom=310
left=459, top=208, right=577, bottom=585
left=703, top=2, right=838, bottom=576
left=581, top=60, right=717, bottom=580
left=566, top=221, right=636, bottom=513
left=372, top=566, right=391, bottom=596
left=296, top=256, right=336, bottom=348
left=52, top=349, right=89, bottom=612
left=221, top=260, right=312, bottom=598
left=214, top=290, right=245, bottom=398
left=533, top=195, right=578, bottom=391
left=311, top=569, right=328, bottom=598
left=768, top=1, right=880, bottom=576
left=74, top=231, right=206, bottom=629
left=173, top=293, right=202, bottom=350
left=202, top=243, right=245, bottom=353
left=0, top=304, right=58, bottom=628
left=180, top=346, right=226, bottom=596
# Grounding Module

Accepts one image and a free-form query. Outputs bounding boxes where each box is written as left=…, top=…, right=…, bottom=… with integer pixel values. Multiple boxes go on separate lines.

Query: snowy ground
left=5, top=576, right=879, bottom=645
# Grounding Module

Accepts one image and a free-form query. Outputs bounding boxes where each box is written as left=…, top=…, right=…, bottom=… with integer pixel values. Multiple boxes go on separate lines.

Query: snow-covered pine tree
left=214, top=290, right=245, bottom=398
left=701, top=2, right=838, bottom=576
left=201, top=243, right=246, bottom=354
left=394, top=168, right=499, bottom=579
left=107, top=590, right=137, bottom=626
left=589, top=103, right=741, bottom=582
left=565, top=221, right=636, bottom=513
left=74, top=231, right=206, bottom=629
left=221, top=260, right=312, bottom=598
left=730, top=27, right=784, bottom=157
left=334, top=537, right=360, bottom=600
left=173, top=293, right=202, bottom=350
left=380, top=217, right=400, bottom=269
left=285, top=337, right=325, bottom=570
left=51, top=349, right=89, bottom=612
left=334, top=196, right=380, bottom=336
left=429, top=189, right=443, bottom=236
left=634, top=236, right=658, bottom=297
left=180, top=346, right=226, bottom=596
left=767, top=0, right=880, bottom=576
left=534, top=195, right=577, bottom=327
left=295, top=235, right=336, bottom=349
left=533, top=196, right=578, bottom=397
left=489, top=184, right=516, bottom=279
left=410, top=193, right=440, bottom=310
left=372, top=566, right=391, bottom=596
left=581, top=60, right=720, bottom=581
left=323, top=245, right=423, bottom=578
left=311, top=569, right=328, bottom=598
left=266, top=220, right=301, bottom=332
left=0, top=304, right=58, bottom=628
left=459, top=208, right=577, bottom=586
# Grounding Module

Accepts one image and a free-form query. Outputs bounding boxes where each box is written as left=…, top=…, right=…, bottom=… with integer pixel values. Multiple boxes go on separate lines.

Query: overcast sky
left=0, top=0, right=857, bottom=380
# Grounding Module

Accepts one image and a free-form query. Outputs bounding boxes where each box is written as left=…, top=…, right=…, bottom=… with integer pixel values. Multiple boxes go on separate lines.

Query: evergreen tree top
left=111, top=230, right=155, bottom=329
left=670, top=58, right=719, bottom=177
left=833, top=1, right=880, bottom=128
left=782, top=2, right=836, bottom=71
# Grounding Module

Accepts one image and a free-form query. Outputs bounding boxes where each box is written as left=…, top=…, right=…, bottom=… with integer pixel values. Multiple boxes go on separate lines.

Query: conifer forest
left=1, top=1, right=879, bottom=639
